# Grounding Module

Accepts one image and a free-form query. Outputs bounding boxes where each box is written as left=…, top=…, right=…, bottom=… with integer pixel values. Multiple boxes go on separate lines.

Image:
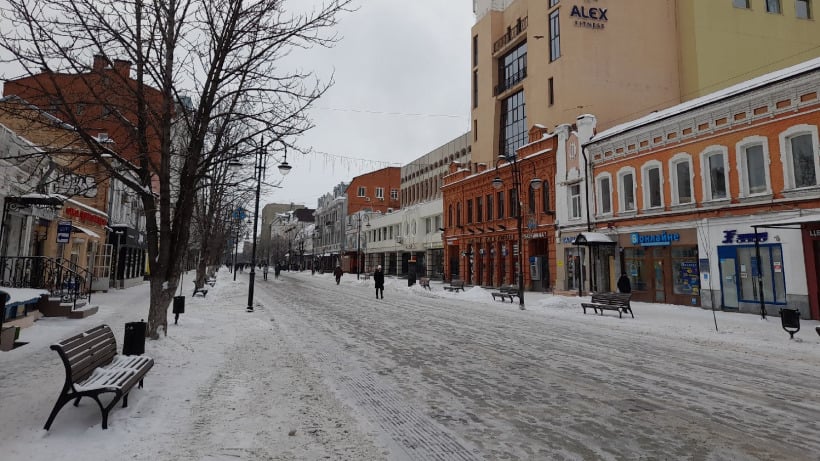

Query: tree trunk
left=147, top=275, right=175, bottom=339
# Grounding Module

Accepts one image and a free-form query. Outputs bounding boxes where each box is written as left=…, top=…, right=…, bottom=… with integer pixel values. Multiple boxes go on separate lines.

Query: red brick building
left=442, top=125, right=557, bottom=291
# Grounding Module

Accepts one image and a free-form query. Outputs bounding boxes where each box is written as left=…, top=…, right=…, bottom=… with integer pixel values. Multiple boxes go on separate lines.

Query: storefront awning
left=752, top=213, right=820, bottom=229
left=573, top=232, right=616, bottom=246
left=71, top=223, right=101, bottom=239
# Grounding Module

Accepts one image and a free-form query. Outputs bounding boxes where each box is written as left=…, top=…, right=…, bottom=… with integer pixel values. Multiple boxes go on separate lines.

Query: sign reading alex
left=570, top=4, right=608, bottom=30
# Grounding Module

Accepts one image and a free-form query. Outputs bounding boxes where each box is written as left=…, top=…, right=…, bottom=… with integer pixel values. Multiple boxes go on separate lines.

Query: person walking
left=617, top=273, right=632, bottom=293
left=262, top=263, right=269, bottom=281
left=274, top=262, right=281, bottom=280
left=333, top=265, right=343, bottom=285
left=374, top=265, right=385, bottom=299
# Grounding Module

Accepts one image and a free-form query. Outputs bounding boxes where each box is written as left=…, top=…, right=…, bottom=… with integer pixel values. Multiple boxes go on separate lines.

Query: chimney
left=113, top=59, right=132, bottom=78
left=92, top=55, right=109, bottom=71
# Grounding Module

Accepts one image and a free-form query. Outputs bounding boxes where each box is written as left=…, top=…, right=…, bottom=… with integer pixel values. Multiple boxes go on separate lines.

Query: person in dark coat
left=374, top=265, right=385, bottom=299
left=617, top=273, right=632, bottom=293
left=333, top=265, right=343, bottom=284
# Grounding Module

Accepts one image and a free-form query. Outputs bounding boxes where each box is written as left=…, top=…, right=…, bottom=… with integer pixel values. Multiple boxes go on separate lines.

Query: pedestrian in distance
left=617, top=273, right=632, bottom=293
left=262, top=263, right=269, bottom=281
left=274, top=262, right=281, bottom=280
left=374, top=265, right=385, bottom=299
left=333, top=265, right=343, bottom=285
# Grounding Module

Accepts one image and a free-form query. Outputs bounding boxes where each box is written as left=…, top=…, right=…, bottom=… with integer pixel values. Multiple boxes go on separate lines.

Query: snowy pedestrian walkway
left=1, top=269, right=819, bottom=460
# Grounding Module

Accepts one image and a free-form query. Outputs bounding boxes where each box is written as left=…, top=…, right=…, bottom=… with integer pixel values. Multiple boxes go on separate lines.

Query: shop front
left=109, top=225, right=146, bottom=289
left=619, top=228, right=700, bottom=306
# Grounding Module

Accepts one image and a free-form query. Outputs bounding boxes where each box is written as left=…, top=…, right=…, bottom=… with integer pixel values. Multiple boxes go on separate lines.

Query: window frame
left=779, top=124, right=820, bottom=190
left=641, top=160, right=665, bottom=210
left=700, top=146, right=731, bottom=202
left=595, top=173, right=613, bottom=216
left=375, top=187, right=384, bottom=199
left=617, top=167, right=637, bottom=213
left=733, top=0, right=750, bottom=8
left=735, top=136, right=772, bottom=197
left=549, top=10, right=561, bottom=62
left=766, top=0, right=782, bottom=13
left=541, top=182, right=551, bottom=214
left=357, top=186, right=366, bottom=197
left=390, top=188, right=398, bottom=200
left=569, top=183, right=582, bottom=220
left=796, top=0, right=812, bottom=19
left=669, top=153, right=694, bottom=206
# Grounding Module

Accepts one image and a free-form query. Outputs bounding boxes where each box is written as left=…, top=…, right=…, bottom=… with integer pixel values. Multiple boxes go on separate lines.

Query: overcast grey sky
left=0, top=0, right=474, bottom=209
left=276, top=0, right=474, bottom=208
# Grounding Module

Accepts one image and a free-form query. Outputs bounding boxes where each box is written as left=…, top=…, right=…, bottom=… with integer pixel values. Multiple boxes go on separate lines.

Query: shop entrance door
left=653, top=258, right=665, bottom=303
left=720, top=258, right=739, bottom=309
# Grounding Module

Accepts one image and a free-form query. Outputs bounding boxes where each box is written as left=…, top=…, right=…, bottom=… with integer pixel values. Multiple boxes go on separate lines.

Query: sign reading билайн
left=570, top=4, right=608, bottom=30
left=630, top=231, right=680, bottom=247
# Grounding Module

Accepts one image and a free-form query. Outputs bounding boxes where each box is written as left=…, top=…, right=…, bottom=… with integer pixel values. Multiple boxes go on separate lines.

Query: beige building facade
left=470, top=0, right=820, bottom=165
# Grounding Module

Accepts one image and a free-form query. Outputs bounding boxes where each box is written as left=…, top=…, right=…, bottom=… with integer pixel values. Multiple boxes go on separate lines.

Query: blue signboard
left=56, top=221, right=72, bottom=243
left=630, top=231, right=680, bottom=247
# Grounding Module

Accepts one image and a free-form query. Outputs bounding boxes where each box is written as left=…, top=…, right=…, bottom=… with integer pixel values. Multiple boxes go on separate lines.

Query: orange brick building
left=442, top=125, right=557, bottom=292
left=578, top=58, right=820, bottom=319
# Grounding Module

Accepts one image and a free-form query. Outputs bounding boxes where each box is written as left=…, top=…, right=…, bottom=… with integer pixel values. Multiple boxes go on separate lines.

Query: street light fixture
left=350, top=213, right=371, bottom=280
left=492, top=153, right=541, bottom=310
left=231, top=138, right=291, bottom=312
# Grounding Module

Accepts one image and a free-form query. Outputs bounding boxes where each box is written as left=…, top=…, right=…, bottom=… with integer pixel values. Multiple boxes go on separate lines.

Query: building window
left=569, top=184, right=581, bottom=219
left=473, top=71, right=479, bottom=109
left=737, top=137, right=771, bottom=196
left=456, top=202, right=462, bottom=226
left=796, top=0, right=812, bottom=18
left=486, top=193, right=494, bottom=220
left=596, top=174, right=612, bottom=215
left=472, top=35, right=478, bottom=67
left=497, top=43, right=527, bottom=94
left=642, top=162, right=664, bottom=209
left=390, top=188, right=398, bottom=200
left=375, top=187, right=384, bottom=199
left=500, top=90, right=527, bottom=158
left=528, top=186, right=536, bottom=213
left=467, top=199, right=473, bottom=224
left=780, top=125, right=820, bottom=189
left=701, top=147, right=729, bottom=201
left=669, top=154, right=693, bottom=205
left=548, top=77, right=554, bottom=106
left=618, top=168, right=636, bottom=212
left=510, top=188, right=519, bottom=218
left=477, top=196, right=483, bottom=222
left=550, top=0, right=559, bottom=7
left=549, top=10, right=560, bottom=62
left=766, top=0, right=782, bottom=13
left=473, top=120, right=478, bottom=141
left=733, top=0, right=750, bottom=8
left=357, top=186, right=366, bottom=197
left=448, top=204, right=453, bottom=227
left=541, top=183, right=551, bottom=214
left=497, top=190, right=505, bottom=219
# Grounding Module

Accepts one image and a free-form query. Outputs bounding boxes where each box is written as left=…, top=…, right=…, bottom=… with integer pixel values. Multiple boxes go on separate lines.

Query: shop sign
left=561, top=236, right=576, bottom=244
left=809, top=228, right=820, bottom=239
left=630, top=231, right=680, bottom=247
left=524, top=232, right=547, bottom=239
left=570, top=5, right=608, bottom=30
left=56, top=221, right=72, bottom=243
left=64, top=207, right=107, bottom=227
left=721, top=229, right=767, bottom=244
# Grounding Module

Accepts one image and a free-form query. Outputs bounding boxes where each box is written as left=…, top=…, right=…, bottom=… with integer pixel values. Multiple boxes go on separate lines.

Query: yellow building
left=470, top=0, right=820, bottom=164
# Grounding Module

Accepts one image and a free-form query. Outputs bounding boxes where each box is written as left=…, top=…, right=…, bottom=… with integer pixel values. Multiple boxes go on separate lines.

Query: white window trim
left=595, top=172, right=613, bottom=216
left=700, top=145, right=731, bottom=203
left=779, top=124, right=820, bottom=190
left=640, top=160, right=665, bottom=210
left=668, top=152, right=694, bottom=206
left=735, top=136, right=772, bottom=197
left=617, top=167, right=637, bottom=213
left=375, top=187, right=385, bottom=199
left=357, top=186, right=366, bottom=197
left=568, top=183, right=582, bottom=220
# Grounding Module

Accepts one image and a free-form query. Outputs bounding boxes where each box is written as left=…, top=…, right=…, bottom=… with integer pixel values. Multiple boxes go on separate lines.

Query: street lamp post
left=350, top=213, right=370, bottom=279
left=492, top=153, right=541, bottom=310
left=237, top=138, right=292, bottom=312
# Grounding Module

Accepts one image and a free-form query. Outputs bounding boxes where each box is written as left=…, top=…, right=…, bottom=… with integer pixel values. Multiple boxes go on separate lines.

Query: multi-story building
left=259, top=202, right=305, bottom=262
left=314, top=182, right=348, bottom=271
left=401, top=133, right=472, bottom=206
left=579, top=57, right=820, bottom=319
left=469, top=0, right=820, bottom=166
left=343, top=168, right=400, bottom=273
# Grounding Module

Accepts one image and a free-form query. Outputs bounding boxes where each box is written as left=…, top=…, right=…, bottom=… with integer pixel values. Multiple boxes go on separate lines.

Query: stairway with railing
left=0, top=256, right=91, bottom=309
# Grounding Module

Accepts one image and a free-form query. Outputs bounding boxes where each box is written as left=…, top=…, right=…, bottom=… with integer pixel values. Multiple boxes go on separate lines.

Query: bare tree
left=0, top=0, right=354, bottom=337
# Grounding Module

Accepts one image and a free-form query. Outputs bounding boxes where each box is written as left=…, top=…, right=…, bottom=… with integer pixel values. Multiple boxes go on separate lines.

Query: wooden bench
left=491, top=285, right=520, bottom=302
left=192, top=281, right=208, bottom=297
left=443, top=279, right=465, bottom=292
left=581, top=292, right=634, bottom=318
left=44, top=324, right=154, bottom=430
left=419, top=277, right=431, bottom=290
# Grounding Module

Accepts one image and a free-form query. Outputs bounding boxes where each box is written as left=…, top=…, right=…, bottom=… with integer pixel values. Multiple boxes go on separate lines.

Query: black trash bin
left=173, top=296, right=185, bottom=325
left=123, top=321, right=147, bottom=355
left=779, top=308, right=801, bottom=339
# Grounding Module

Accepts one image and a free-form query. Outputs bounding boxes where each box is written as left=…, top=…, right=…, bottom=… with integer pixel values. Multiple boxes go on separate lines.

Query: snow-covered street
left=2, top=269, right=820, bottom=460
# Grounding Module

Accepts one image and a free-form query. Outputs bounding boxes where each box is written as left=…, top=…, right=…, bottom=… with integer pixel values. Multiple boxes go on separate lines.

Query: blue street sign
left=56, top=221, right=72, bottom=243
left=233, top=207, right=246, bottom=220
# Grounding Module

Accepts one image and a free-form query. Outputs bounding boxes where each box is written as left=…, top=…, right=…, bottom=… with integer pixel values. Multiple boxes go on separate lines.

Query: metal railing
left=0, top=256, right=91, bottom=308
left=493, top=16, right=528, bottom=54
